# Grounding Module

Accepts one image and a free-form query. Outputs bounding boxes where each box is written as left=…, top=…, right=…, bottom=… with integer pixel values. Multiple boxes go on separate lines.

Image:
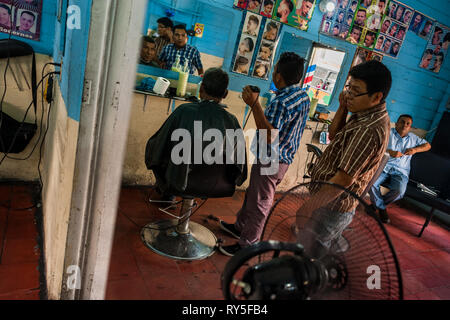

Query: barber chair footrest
left=141, top=219, right=217, bottom=260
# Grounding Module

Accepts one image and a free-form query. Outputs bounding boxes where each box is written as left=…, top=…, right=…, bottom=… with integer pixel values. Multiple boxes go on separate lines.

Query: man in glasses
left=295, top=60, right=392, bottom=258
left=154, top=17, right=174, bottom=57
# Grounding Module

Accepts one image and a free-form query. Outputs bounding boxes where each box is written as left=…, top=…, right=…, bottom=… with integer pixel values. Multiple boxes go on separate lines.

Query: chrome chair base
left=141, top=219, right=217, bottom=260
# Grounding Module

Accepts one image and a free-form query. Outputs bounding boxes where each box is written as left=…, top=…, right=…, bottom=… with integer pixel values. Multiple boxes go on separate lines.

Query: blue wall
left=0, top=0, right=92, bottom=122
left=53, top=0, right=92, bottom=122
left=0, top=0, right=57, bottom=55
left=146, top=0, right=450, bottom=131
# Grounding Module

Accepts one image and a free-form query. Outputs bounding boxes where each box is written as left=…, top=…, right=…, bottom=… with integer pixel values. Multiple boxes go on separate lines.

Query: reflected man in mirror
left=369, top=115, right=431, bottom=223
left=159, top=24, right=204, bottom=75
left=139, top=36, right=159, bottom=67
left=153, top=17, right=174, bottom=57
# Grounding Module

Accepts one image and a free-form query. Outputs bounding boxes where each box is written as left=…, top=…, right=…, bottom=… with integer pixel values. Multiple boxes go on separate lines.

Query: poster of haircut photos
left=232, top=11, right=282, bottom=79
left=419, top=23, right=449, bottom=74
left=234, top=0, right=316, bottom=32
left=0, top=0, right=42, bottom=41
left=372, top=0, right=413, bottom=58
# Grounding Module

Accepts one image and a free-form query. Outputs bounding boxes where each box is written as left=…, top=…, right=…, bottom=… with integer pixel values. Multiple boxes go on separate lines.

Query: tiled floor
left=0, top=183, right=449, bottom=300
left=107, top=186, right=450, bottom=300
left=0, top=183, right=41, bottom=300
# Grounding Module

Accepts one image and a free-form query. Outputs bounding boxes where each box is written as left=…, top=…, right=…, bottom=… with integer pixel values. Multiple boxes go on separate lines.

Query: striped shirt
left=264, top=84, right=311, bottom=164
left=159, top=43, right=203, bottom=75
left=154, top=36, right=172, bottom=58
left=310, top=103, right=390, bottom=213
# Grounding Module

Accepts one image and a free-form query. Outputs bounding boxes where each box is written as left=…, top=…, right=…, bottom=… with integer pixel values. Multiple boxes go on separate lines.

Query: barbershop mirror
left=135, top=0, right=234, bottom=97
left=304, top=44, right=346, bottom=106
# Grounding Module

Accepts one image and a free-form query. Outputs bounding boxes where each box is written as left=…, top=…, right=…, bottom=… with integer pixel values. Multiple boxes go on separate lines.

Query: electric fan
left=222, top=182, right=403, bottom=300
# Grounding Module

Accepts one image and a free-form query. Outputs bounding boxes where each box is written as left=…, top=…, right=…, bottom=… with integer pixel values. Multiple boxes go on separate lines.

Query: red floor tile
left=0, top=262, right=40, bottom=295
left=1, top=238, right=40, bottom=265
left=105, top=276, right=150, bottom=300
left=142, top=271, right=194, bottom=300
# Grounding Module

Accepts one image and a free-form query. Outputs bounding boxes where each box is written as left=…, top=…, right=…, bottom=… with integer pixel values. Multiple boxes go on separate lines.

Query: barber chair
left=141, top=163, right=242, bottom=260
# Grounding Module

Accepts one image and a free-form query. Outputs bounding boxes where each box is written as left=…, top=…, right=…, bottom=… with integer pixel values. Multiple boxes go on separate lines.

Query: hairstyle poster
left=232, top=11, right=263, bottom=76
left=234, top=0, right=249, bottom=10
left=419, top=23, right=449, bottom=73
left=373, top=0, right=413, bottom=58
left=252, top=19, right=282, bottom=79
left=346, top=0, right=390, bottom=51
left=320, top=0, right=359, bottom=41
left=351, top=47, right=383, bottom=68
left=272, top=0, right=311, bottom=31
left=408, top=11, right=433, bottom=37
left=0, top=0, right=42, bottom=40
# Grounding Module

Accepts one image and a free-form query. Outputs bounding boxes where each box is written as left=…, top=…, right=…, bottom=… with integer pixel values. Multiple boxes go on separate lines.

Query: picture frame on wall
left=419, top=22, right=449, bottom=73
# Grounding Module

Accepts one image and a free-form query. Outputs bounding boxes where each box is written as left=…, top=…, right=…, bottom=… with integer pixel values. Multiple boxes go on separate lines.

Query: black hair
left=142, top=36, right=155, bottom=45
left=0, top=4, right=11, bottom=15
left=264, top=0, right=274, bottom=6
left=348, top=60, right=392, bottom=101
left=275, top=52, right=304, bottom=86
left=266, top=21, right=278, bottom=31
left=443, top=32, right=450, bottom=42
left=284, top=0, right=294, bottom=13
left=304, top=0, right=314, bottom=3
left=157, top=17, right=173, bottom=28
left=243, top=37, right=254, bottom=51
left=202, top=68, right=229, bottom=98
left=434, top=26, right=443, bottom=34
left=261, top=42, right=273, bottom=49
left=173, top=24, right=187, bottom=33
left=21, top=10, right=35, bottom=20
left=424, top=48, right=433, bottom=55
left=398, top=114, right=413, bottom=122
left=249, top=15, right=259, bottom=25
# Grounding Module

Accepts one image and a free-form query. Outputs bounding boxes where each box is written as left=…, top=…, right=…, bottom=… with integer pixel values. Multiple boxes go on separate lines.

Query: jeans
left=369, top=171, right=408, bottom=210
left=298, top=207, right=355, bottom=258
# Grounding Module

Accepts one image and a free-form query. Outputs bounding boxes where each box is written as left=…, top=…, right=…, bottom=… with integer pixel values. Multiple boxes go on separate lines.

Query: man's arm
left=242, top=86, right=276, bottom=143
left=329, top=92, right=349, bottom=141
left=404, top=142, right=431, bottom=156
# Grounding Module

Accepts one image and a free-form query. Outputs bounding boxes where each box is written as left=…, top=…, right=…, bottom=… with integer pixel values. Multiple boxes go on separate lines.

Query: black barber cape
left=145, top=100, right=248, bottom=193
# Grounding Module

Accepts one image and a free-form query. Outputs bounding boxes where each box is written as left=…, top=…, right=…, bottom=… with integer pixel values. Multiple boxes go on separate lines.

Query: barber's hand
left=242, top=86, right=260, bottom=108
left=388, top=150, right=404, bottom=158
left=404, top=148, right=417, bottom=156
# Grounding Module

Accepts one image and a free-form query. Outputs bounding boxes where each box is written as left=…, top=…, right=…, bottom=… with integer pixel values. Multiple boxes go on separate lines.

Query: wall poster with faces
left=320, top=0, right=359, bottom=41
left=252, top=19, right=281, bottom=79
left=231, top=11, right=282, bottom=79
left=346, top=1, right=390, bottom=50
left=373, top=0, right=413, bottom=58
left=0, top=0, right=43, bottom=41
left=419, top=23, right=449, bottom=74
left=272, top=0, right=315, bottom=31
left=234, top=0, right=277, bottom=18
left=408, top=11, right=434, bottom=39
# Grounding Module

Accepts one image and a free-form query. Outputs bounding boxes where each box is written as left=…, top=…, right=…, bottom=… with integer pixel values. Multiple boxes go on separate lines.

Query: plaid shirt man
left=263, top=84, right=311, bottom=164
left=159, top=43, right=203, bottom=75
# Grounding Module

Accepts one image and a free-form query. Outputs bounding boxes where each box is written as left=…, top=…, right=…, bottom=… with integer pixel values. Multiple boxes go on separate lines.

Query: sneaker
left=378, top=208, right=390, bottom=224
left=219, top=220, right=241, bottom=239
left=219, top=243, right=242, bottom=257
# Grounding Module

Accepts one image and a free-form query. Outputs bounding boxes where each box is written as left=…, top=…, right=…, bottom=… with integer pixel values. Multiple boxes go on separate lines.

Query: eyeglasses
left=344, top=85, right=369, bottom=97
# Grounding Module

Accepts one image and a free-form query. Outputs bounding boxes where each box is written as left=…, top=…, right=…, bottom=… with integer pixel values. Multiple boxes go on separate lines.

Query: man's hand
left=338, top=91, right=349, bottom=111
left=404, top=148, right=417, bottom=156
left=242, top=86, right=260, bottom=108
left=388, top=149, right=404, bottom=158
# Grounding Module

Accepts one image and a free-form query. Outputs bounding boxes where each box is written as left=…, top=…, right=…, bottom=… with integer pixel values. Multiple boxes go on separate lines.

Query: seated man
left=369, top=114, right=431, bottom=223
left=145, top=68, right=247, bottom=197
left=139, top=36, right=159, bottom=67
